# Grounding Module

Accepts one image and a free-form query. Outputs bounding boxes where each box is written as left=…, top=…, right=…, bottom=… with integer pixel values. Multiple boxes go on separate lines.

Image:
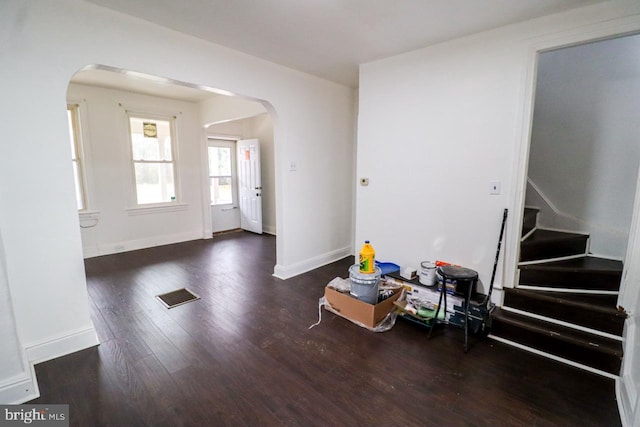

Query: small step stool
left=428, top=265, right=479, bottom=352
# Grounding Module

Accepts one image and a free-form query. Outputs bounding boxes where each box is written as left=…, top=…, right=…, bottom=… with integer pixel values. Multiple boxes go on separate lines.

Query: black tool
left=475, top=208, right=508, bottom=334
left=484, top=208, right=508, bottom=307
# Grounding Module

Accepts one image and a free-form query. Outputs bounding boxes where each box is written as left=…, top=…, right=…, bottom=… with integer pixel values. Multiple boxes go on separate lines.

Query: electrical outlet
left=490, top=181, right=501, bottom=195
left=289, top=161, right=297, bottom=172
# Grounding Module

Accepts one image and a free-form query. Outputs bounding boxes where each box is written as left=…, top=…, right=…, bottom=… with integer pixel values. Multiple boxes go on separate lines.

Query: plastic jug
left=359, top=240, right=375, bottom=274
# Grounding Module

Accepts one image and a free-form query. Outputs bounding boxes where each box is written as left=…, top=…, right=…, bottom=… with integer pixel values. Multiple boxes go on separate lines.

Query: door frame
left=200, top=134, right=241, bottom=238
left=208, top=138, right=241, bottom=233
left=509, top=20, right=640, bottom=302
left=509, top=17, right=640, bottom=425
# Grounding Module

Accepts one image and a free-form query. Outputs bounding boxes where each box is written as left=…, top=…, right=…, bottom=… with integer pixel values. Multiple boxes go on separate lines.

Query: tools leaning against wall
left=313, top=210, right=509, bottom=347
left=394, top=209, right=508, bottom=335
left=479, top=208, right=508, bottom=331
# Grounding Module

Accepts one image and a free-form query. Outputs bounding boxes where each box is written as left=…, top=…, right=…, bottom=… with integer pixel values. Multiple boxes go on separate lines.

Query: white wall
left=357, top=23, right=523, bottom=295
left=200, top=95, right=267, bottom=126
left=0, top=0, right=355, bottom=401
left=528, top=35, right=640, bottom=259
left=356, top=0, right=640, bottom=294
left=357, top=2, right=640, bottom=425
left=69, top=83, right=207, bottom=257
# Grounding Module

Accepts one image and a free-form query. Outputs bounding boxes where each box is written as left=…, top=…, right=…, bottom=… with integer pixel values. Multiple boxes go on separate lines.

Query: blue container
left=375, top=261, right=400, bottom=276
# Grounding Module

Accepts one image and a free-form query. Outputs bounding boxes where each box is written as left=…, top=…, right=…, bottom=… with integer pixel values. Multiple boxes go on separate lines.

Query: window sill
left=79, top=210, right=100, bottom=221
left=126, top=203, right=188, bottom=216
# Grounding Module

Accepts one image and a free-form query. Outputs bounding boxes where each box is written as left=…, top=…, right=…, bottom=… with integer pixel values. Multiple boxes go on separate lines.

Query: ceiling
left=83, top=0, right=606, bottom=87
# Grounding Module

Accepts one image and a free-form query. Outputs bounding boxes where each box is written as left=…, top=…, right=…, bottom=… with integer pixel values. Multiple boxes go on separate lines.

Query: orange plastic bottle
left=359, top=240, right=375, bottom=274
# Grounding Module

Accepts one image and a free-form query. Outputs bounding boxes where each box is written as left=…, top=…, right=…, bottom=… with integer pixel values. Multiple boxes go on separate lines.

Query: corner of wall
left=24, top=325, right=99, bottom=365
left=273, top=245, right=351, bottom=280
left=0, top=363, right=39, bottom=404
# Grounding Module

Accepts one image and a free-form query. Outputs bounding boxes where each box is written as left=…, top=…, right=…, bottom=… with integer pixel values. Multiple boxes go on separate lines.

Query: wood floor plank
left=31, top=232, right=622, bottom=426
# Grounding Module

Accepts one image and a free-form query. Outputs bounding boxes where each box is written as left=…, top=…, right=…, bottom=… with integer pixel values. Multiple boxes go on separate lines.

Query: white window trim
left=125, top=203, right=188, bottom=216
left=67, top=100, right=92, bottom=211
left=124, top=108, right=183, bottom=210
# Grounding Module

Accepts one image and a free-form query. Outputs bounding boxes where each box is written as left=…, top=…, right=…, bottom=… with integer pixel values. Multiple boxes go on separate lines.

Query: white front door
left=237, top=139, right=262, bottom=234
left=208, top=140, right=240, bottom=233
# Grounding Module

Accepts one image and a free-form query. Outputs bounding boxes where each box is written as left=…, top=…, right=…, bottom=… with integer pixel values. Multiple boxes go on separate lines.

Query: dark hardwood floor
left=31, top=231, right=621, bottom=426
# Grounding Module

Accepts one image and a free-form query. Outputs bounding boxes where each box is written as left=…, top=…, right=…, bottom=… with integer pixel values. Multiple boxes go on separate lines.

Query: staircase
left=489, top=207, right=627, bottom=377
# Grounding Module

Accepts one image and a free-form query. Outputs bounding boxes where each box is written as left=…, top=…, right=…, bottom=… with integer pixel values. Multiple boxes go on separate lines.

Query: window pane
left=208, top=147, right=231, bottom=176
left=130, top=117, right=172, bottom=161
left=134, top=162, right=175, bottom=204
left=72, top=161, right=84, bottom=210
left=67, top=109, right=77, bottom=159
left=210, top=177, right=232, bottom=205
left=68, top=105, right=85, bottom=211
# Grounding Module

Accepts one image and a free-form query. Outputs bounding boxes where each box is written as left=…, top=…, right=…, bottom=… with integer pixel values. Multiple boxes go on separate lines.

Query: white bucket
left=349, top=264, right=381, bottom=304
left=419, top=261, right=437, bottom=287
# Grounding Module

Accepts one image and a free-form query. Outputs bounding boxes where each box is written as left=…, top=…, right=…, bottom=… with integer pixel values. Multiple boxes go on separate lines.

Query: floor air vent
left=156, top=288, right=200, bottom=309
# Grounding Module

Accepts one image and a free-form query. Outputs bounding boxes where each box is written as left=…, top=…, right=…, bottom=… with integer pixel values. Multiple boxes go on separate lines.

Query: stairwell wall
left=528, top=35, right=640, bottom=259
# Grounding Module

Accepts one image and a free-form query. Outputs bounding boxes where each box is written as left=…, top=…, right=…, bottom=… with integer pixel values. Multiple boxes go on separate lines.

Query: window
left=208, top=145, right=233, bottom=205
left=128, top=115, right=178, bottom=205
left=67, top=104, right=86, bottom=210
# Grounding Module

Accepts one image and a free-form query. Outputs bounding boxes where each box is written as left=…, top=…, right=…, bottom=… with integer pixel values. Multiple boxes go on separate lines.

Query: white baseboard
left=24, top=326, right=100, bottom=365
left=0, top=364, right=39, bottom=404
left=263, top=224, right=276, bottom=235
left=83, top=230, right=203, bottom=258
left=273, top=245, right=351, bottom=280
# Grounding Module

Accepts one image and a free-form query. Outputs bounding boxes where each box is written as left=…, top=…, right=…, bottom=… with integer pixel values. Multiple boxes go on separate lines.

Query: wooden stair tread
left=519, top=255, right=623, bottom=291
left=520, top=229, right=589, bottom=262
left=503, top=288, right=626, bottom=336
left=523, top=229, right=588, bottom=243
left=509, top=210, right=625, bottom=375
left=519, top=256, right=622, bottom=273
left=492, top=308, right=623, bottom=357
left=505, top=288, right=626, bottom=317
left=550, top=292, right=619, bottom=307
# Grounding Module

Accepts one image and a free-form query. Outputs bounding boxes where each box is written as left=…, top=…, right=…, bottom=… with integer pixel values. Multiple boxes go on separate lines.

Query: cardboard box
left=323, top=286, right=402, bottom=328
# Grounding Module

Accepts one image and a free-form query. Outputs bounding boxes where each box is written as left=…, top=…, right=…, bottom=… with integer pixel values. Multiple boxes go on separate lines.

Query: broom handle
left=484, top=208, right=508, bottom=306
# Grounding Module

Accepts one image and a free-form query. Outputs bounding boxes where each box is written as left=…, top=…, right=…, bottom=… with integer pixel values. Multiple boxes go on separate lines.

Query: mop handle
left=484, top=208, right=508, bottom=305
